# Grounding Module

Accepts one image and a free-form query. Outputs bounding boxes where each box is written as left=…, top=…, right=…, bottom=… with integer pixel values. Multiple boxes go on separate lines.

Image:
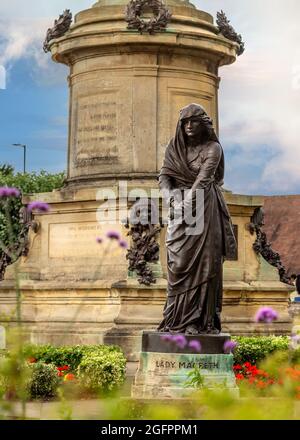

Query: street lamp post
left=12, top=144, right=26, bottom=174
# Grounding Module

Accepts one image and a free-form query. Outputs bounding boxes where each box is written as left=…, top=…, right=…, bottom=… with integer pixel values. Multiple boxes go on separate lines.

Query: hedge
left=22, top=344, right=124, bottom=372
left=232, top=336, right=291, bottom=365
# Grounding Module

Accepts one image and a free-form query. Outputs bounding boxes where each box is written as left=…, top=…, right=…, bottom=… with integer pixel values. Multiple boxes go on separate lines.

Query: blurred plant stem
left=0, top=198, right=26, bottom=419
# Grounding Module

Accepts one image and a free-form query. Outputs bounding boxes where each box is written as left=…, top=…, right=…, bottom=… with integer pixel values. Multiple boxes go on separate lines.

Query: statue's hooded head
left=159, top=103, right=224, bottom=187
left=178, top=103, right=218, bottom=143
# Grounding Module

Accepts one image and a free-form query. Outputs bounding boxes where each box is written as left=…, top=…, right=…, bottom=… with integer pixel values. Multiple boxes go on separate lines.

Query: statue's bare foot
left=185, top=325, right=199, bottom=335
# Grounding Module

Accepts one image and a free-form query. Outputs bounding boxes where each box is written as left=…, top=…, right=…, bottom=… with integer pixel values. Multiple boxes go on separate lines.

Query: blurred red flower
left=64, top=373, right=76, bottom=382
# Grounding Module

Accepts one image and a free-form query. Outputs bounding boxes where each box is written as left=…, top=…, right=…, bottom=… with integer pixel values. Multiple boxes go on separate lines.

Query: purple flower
left=96, top=237, right=103, bottom=244
left=223, top=340, right=238, bottom=354
left=27, top=202, right=50, bottom=213
left=106, top=230, right=121, bottom=240
left=119, top=239, right=128, bottom=249
left=173, top=335, right=187, bottom=349
left=160, top=334, right=174, bottom=342
left=188, top=340, right=202, bottom=352
left=0, top=187, right=20, bottom=198
left=255, top=307, right=278, bottom=323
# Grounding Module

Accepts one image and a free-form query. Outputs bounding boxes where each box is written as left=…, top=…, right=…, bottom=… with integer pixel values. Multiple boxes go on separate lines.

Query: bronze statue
left=158, top=103, right=237, bottom=335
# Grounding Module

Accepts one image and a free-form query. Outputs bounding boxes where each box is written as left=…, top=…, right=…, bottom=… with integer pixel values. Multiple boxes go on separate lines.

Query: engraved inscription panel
left=75, top=92, right=119, bottom=166
left=153, top=358, right=220, bottom=371
left=48, top=222, right=124, bottom=259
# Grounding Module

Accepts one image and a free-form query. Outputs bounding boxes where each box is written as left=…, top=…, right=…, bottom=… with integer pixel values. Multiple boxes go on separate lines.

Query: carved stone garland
left=216, top=10, right=245, bottom=56
left=249, top=207, right=292, bottom=285
left=124, top=199, right=161, bottom=286
left=125, top=0, right=172, bottom=35
left=43, top=9, right=72, bottom=53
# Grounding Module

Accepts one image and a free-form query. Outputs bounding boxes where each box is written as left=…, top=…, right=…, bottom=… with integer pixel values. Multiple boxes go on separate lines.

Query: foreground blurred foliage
left=0, top=330, right=300, bottom=420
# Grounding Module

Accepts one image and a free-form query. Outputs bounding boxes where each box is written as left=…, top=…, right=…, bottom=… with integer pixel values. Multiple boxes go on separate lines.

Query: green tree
left=0, top=164, right=14, bottom=177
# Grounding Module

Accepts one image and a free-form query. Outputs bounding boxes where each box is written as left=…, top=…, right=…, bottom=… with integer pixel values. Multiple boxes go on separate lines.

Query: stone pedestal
left=131, top=331, right=239, bottom=399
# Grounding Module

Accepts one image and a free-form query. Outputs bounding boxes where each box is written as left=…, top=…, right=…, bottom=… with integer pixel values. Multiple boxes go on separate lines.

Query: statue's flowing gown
left=158, top=104, right=236, bottom=334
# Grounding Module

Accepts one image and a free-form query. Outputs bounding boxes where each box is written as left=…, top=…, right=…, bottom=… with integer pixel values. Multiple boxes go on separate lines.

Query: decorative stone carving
left=0, top=207, right=39, bottom=281
left=125, top=0, right=172, bottom=35
left=43, top=9, right=72, bottom=53
left=124, top=199, right=161, bottom=286
left=216, top=10, right=245, bottom=56
left=249, top=207, right=292, bottom=285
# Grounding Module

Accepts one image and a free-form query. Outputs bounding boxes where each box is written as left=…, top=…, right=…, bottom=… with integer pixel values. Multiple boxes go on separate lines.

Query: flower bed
left=0, top=344, right=126, bottom=401
left=233, top=361, right=300, bottom=399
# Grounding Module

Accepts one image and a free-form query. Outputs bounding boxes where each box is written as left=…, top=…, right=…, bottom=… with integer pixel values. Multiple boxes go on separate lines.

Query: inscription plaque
left=155, top=359, right=220, bottom=370
left=74, top=93, right=119, bottom=166
left=48, top=222, right=124, bottom=259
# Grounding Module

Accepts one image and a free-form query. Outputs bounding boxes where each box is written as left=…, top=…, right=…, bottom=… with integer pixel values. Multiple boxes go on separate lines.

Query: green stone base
left=131, top=352, right=239, bottom=399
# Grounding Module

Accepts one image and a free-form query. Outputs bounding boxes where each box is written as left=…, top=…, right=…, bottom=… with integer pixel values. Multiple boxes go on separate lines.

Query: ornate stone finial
left=216, top=10, right=245, bottom=56
left=125, top=0, right=172, bottom=35
left=43, top=9, right=73, bottom=53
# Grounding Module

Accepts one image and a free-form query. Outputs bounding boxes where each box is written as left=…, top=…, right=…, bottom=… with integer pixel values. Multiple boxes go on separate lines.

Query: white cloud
left=195, top=0, right=300, bottom=194
left=0, top=1, right=91, bottom=82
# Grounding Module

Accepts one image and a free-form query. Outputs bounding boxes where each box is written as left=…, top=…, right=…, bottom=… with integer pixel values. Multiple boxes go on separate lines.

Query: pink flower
left=119, top=239, right=128, bottom=249
left=96, top=237, right=103, bottom=244
left=27, top=201, right=50, bottom=213
left=106, top=230, right=121, bottom=240
left=188, top=340, right=202, bottom=352
left=0, top=187, right=20, bottom=198
left=173, top=335, right=187, bottom=349
left=223, top=340, right=238, bottom=354
left=161, top=334, right=174, bottom=342
left=160, top=333, right=188, bottom=349
left=255, top=307, right=278, bottom=323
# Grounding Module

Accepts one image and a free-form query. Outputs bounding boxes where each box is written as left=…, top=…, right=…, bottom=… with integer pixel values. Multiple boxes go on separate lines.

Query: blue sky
left=0, top=0, right=300, bottom=195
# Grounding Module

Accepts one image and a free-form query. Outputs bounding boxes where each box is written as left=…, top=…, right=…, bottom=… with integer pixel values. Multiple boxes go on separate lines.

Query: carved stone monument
left=0, top=0, right=293, bottom=359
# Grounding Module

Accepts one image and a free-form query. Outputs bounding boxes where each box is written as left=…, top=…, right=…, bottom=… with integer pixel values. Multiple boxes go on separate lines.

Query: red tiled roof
left=263, top=195, right=300, bottom=276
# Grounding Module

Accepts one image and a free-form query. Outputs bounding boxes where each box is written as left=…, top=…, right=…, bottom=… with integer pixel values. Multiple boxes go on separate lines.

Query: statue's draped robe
left=158, top=105, right=236, bottom=333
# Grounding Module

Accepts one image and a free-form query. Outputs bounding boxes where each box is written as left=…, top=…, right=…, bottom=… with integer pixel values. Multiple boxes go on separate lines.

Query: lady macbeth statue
left=158, top=103, right=237, bottom=335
